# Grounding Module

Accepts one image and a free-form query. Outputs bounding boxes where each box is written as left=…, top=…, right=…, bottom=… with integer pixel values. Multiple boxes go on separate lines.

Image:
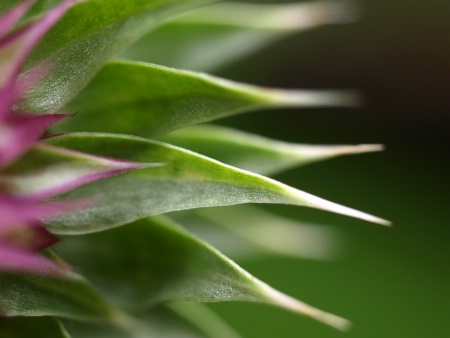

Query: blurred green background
left=201, top=0, right=450, bottom=337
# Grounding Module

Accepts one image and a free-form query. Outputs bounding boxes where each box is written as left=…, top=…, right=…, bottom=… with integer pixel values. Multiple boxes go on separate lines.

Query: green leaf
left=18, top=0, right=215, bottom=113
left=173, top=205, right=344, bottom=261
left=55, top=60, right=358, bottom=137
left=162, top=125, right=383, bottom=175
left=63, top=306, right=208, bottom=338
left=167, top=303, right=241, bottom=338
left=0, top=316, right=71, bottom=338
left=43, top=133, right=388, bottom=233
left=56, top=216, right=351, bottom=330
left=119, top=1, right=357, bottom=71
left=64, top=304, right=240, bottom=338
left=0, top=270, right=120, bottom=322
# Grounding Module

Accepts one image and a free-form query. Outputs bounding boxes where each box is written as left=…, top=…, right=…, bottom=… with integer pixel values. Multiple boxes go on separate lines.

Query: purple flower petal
left=35, top=163, right=148, bottom=198
left=26, top=222, right=60, bottom=252
left=0, top=113, right=68, bottom=168
left=0, top=243, right=66, bottom=275
left=0, top=221, right=59, bottom=252
left=0, top=1, right=81, bottom=277
left=1, top=142, right=157, bottom=198
left=0, top=1, right=33, bottom=40
left=0, top=195, right=47, bottom=227
left=0, top=194, right=86, bottom=228
left=0, top=82, right=17, bottom=120
left=15, top=58, right=53, bottom=103
left=32, top=146, right=155, bottom=198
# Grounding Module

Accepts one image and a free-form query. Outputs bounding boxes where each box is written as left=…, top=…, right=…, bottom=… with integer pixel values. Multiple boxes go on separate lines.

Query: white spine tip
left=354, top=144, right=384, bottom=153
left=259, top=283, right=352, bottom=331
left=320, top=0, right=361, bottom=24
left=267, top=89, right=362, bottom=108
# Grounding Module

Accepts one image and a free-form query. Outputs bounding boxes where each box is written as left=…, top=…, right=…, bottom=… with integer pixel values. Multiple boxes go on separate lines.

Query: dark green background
left=207, top=0, right=450, bottom=337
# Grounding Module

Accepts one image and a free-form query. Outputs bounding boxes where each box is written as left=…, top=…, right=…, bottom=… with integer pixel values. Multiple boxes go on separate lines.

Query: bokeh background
left=200, top=0, right=449, bottom=337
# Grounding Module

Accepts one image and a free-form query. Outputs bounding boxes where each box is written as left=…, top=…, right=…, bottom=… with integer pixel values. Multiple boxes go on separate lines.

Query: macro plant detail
left=0, top=0, right=81, bottom=275
left=0, top=0, right=151, bottom=277
left=0, top=0, right=387, bottom=337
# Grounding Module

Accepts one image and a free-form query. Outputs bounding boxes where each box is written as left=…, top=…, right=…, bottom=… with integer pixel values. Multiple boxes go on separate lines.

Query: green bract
left=56, top=216, right=350, bottom=329
left=42, top=133, right=386, bottom=232
left=0, top=271, right=118, bottom=320
left=119, top=1, right=357, bottom=72
left=21, top=0, right=216, bottom=113
left=162, top=125, right=382, bottom=175
left=56, top=60, right=358, bottom=136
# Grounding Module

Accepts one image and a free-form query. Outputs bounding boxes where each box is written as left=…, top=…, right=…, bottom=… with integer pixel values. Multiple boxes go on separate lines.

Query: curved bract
left=44, top=133, right=387, bottom=233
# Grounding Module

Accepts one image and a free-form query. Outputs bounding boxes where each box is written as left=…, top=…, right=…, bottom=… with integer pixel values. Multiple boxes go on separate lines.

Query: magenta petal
left=0, top=243, right=65, bottom=275
left=0, top=221, right=60, bottom=252
left=0, top=0, right=76, bottom=95
left=0, top=113, right=68, bottom=168
left=0, top=195, right=47, bottom=227
left=34, top=153, right=153, bottom=198
left=0, top=82, right=17, bottom=120
left=15, top=57, right=52, bottom=103
left=0, top=194, right=85, bottom=228
left=0, top=1, right=34, bottom=40
left=26, top=222, right=60, bottom=251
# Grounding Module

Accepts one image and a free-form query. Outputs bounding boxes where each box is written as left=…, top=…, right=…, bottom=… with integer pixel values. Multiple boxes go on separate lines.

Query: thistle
left=0, top=1, right=387, bottom=336
left=0, top=1, right=147, bottom=275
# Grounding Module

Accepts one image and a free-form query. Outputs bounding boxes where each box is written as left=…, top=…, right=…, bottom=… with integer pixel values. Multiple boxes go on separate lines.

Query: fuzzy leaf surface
left=162, top=125, right=382, bottom=175
left=15, top=0, right=214, bottom=113
left=119, top=1, right=356, bottom=71
left=63, top=306, right=208, bottom=338
left=63, top=303, right=240, bottom=338
left=56, top=216, right=350, bottom=330
left=0, top=270, right=118, bottom=321
left=0, top=316, right=71, bottom=338
left=44, top=133, right=387, bottom=233
left=172, top=205, right=343, bottom=261
left=55, top=60, right=357, bottom=137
